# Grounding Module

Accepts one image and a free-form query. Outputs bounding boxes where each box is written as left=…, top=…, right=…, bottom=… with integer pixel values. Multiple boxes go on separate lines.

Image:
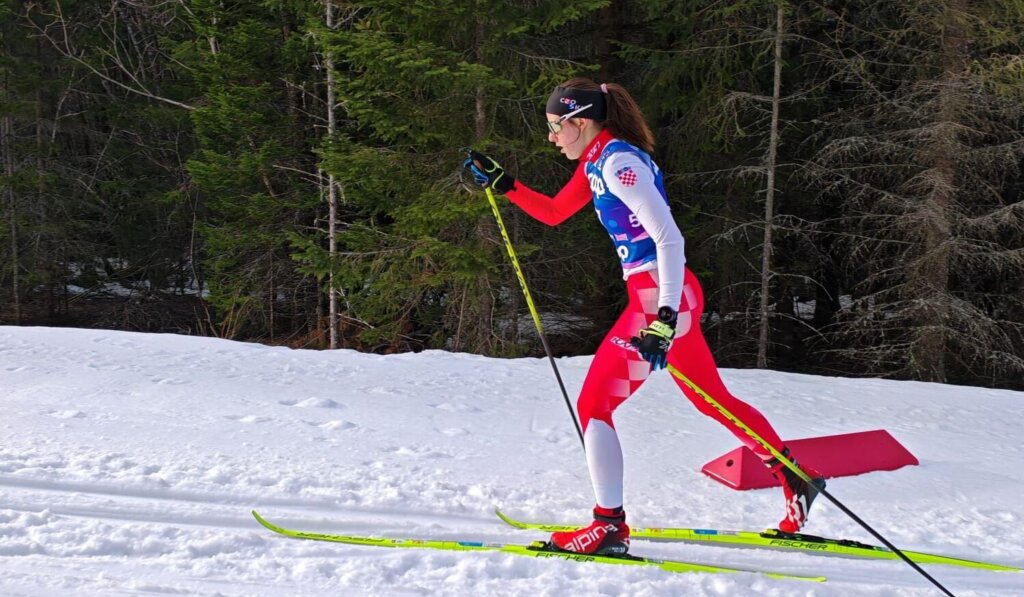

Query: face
left=546, top=113, right=596, bottom=160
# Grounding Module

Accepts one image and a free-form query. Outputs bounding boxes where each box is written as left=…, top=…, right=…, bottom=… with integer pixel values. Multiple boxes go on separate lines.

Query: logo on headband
left=560, top=97, right=579, bottom=110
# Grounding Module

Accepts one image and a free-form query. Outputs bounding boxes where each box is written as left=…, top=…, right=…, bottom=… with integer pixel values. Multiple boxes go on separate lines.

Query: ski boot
left=766, top=448, right=826, bottom=534
left=549, top=505, right=630, bottom=556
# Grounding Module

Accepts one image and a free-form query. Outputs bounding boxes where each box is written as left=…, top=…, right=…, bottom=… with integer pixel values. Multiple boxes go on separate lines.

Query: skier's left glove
left=631, top=306, right=677, bottom=370
left=463, top=149, right=516, bottom=194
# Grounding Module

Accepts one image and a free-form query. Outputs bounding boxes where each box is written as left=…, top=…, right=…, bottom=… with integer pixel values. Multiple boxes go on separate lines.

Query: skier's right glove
left=631, top=306, right=677, bottom=370
left=463, top=149, right=516, bottom=194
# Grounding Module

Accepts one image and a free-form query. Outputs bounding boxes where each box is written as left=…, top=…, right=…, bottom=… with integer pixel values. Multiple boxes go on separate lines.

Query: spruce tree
left=304, top=0, right=608, bottom=354
left=804, top=0, right=1024, bottom=384
left=183, top=1, right=321, bottom=341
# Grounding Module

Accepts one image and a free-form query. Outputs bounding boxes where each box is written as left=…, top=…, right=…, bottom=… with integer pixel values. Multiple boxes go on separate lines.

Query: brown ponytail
left=558, top=77, right=655, bottom=154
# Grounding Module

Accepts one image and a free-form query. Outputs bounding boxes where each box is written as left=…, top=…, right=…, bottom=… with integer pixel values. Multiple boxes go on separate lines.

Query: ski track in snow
left=1, top=326, right=1022, bottom=596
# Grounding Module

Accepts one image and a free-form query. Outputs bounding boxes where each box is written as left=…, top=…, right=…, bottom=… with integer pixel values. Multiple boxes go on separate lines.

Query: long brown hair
left=559, top=77, right=655, bottom=154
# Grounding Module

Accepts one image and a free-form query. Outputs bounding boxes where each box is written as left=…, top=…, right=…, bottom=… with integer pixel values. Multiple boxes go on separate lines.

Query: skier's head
left=545, top=78, right=655, bottom=159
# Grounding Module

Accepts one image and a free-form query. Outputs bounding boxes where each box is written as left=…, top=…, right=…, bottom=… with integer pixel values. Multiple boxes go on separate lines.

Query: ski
left=495, top=509, right=1019, bottom=572
left=252, top=510, right=825, bottom=582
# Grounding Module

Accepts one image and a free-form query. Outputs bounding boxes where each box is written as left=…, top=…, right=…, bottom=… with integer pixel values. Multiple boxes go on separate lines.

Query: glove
left=463, top=149, right=515, bottom=194
left=631, top=306, right=677, bottom=370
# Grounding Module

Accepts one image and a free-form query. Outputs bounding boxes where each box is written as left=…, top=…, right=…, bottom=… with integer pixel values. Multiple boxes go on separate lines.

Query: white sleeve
left=603, top=152, right=686, bottom=311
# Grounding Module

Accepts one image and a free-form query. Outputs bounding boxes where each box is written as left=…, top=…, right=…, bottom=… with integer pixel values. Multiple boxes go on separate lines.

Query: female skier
left=464, top=77, right=824, bottom=556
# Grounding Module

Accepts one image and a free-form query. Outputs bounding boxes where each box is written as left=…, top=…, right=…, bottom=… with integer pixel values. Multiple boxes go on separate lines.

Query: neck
left=581, top=128, right=614, bottom=163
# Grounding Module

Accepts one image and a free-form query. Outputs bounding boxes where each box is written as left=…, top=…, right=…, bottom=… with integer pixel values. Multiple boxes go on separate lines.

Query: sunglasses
left=546, top=103, right=593, bottom=134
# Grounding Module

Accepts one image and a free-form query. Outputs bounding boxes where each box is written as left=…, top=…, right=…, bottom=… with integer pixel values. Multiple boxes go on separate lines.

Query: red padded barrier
left=701, top=429, right=919, bottom=490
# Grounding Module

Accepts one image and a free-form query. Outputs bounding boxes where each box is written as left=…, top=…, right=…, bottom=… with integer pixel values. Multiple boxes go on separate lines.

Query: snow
left=1, top=326, right=1022, bottom=596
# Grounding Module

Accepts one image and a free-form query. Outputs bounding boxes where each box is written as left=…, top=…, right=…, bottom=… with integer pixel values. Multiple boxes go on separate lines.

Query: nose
left=547, top=130, right=557, bottom=143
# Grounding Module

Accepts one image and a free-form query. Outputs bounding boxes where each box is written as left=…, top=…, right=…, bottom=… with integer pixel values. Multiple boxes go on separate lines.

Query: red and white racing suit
left=505, top=129, right=786, bottom=508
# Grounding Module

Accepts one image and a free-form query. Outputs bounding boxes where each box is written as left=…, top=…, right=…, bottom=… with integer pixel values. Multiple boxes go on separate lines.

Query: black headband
left=545, top=86, right=607, bottom=121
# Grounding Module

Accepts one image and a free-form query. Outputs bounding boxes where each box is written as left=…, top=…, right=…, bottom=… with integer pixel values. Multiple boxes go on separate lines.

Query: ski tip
left=494, top=508, right=527, bottom=529
left=251, top=510, right=276, bottom=530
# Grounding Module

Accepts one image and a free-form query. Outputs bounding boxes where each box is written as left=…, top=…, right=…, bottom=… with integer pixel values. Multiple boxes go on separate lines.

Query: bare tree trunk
left=911, top=1, right=966, bottom=382
left=3, top=30, right=26, bottom=323
left=757, top=4, right=785, bottom=368
left=269, top=254, right=276, bottom=342
left=473, top=18, right=495, bottom=353
left=2, top=111, right=18, bottom=323
left=208, top=7, right=220, bottom=56
left=325, top=0, right=339, bottom=349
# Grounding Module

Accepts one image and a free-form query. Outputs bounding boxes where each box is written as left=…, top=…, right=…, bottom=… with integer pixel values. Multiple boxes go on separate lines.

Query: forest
left=2, top=1, right=1022, bottom=389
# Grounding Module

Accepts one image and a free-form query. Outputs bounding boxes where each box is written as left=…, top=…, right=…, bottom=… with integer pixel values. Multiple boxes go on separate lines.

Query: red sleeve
left=504, top=163, right=592, bottom=226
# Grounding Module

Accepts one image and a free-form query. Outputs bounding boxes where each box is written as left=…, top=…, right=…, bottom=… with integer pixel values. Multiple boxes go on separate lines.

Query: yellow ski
left=252, top=510, right=825, bottom=582
left=495, top=509, right=1019, bottom=572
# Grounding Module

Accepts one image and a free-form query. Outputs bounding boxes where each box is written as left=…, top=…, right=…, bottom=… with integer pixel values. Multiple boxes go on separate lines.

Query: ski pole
left=484, top=186, right=585, bottom=449
left=666, top=364, right=955, bottom=597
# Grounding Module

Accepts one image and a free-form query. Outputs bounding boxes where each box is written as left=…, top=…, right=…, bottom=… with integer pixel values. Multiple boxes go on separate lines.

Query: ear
left=578, top=118, right=601, bottom=134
